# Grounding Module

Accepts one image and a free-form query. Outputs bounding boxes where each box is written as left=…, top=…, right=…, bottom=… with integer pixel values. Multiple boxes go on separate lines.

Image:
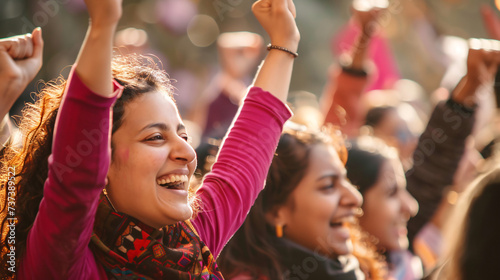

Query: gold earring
left=103, top=188, right=118, bottom=213
left=276, top=224, right=284, bottom=238
left=354, top=207, right=364, bottom=217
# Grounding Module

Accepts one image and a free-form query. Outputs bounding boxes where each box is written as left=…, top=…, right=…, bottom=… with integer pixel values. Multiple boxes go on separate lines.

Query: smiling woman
left=345, top=137, right=420, bottom=279
left=0, top=0, right=300, bottom=278
left=273, top=140, right=361, bottom=258
left=218, top=124, right=387, bottom=280
left=106, top=88, right=197, bottom=228
left=346, top=137, right=418, bottom=252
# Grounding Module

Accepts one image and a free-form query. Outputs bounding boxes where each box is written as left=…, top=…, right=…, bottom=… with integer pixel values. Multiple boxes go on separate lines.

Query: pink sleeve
left=191, top=87, right=292, bottom=257
left=323, top=66, right=370, bottom=137
left=18, top=67, right=121, bottom=280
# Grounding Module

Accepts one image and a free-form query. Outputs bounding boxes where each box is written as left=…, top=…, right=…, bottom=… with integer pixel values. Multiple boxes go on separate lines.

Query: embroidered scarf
left=90, top=197, right=224, bottom=279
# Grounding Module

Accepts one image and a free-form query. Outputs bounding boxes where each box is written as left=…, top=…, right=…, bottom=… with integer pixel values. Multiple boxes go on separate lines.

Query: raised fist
left=252, top=0, right=300, bottom=52
left=0, top=28, right=44, bottom=99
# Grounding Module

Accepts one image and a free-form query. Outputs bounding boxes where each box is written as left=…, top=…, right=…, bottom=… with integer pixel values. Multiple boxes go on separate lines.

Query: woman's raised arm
left=252, top=0, right=300, bottom=103
left=75, top=0, right=122, bottom=98
left=18, top=1, right=123, bottom=279
left=192, top=0, right=298, bottom=256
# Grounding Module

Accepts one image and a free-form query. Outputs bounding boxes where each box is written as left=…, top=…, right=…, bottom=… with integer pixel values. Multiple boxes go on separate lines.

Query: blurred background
left=0, top=0, right=496, bottom=121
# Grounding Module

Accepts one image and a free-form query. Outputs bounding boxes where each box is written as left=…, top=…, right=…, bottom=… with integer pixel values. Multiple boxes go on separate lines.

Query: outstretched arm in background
left=407, top=41, right=500, bottom=250
left=322, top=4, right=382, bottom=136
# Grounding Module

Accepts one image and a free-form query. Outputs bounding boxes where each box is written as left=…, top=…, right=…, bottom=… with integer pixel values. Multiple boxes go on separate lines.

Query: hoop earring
left=103, top=188, right=118, bottom=213
left=276, top=224, right=284, bottom=238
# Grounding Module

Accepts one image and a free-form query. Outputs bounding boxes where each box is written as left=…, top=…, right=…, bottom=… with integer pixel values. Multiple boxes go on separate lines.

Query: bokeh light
left=156, top=0, right=197, bottom=35
left=353, top=0, right=389, bottom=12
left=187, top=15, right=219, bottom=47
left=115, top=28, right=148, bottom=48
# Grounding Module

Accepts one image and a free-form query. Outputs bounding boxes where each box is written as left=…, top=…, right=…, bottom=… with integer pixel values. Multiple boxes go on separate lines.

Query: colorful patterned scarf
left=90, top=197, right=224, bottom=279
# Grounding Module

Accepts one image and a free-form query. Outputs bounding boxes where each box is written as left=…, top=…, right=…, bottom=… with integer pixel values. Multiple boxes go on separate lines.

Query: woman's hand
left=0, top=28, right=44, bottom=119
left=251, top=0, right=299, bottom=102
left=466, top=40, right=500, bottom=86
left=352, top=2, right=385, bottom=37
left=0, top=28, right=43, bottom=92
left=252, top=0, right=300, bottom=52
left=345, top=3, right=385, bottom=70
left=452, top=39, right=500, bottom=107
left=84, top=0, right=122, bottom=27
left=76, top=0, right=123, bottom=97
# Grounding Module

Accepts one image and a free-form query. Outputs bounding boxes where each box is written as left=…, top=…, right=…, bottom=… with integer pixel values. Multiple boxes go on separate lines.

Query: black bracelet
left=341, top=66, right=368, bottom=77
left=267, top=44, right=298, bottom=58
left=446, top=97, right=476, bottom=116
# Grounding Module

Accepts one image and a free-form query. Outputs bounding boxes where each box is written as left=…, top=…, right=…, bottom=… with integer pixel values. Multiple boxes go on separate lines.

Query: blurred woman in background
left=345, top=41, right=500, bottom=279
left=346, top=138, right=420, bottom=279
left=219, top=124, right=387, bottom=280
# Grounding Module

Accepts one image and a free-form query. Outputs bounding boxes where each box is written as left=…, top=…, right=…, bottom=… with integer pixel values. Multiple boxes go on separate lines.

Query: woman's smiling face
left=359, top=158, right=418, bottom=251
left=276, top=143, right=363, bottom=257
left=107, top=91, right=197, bottom=229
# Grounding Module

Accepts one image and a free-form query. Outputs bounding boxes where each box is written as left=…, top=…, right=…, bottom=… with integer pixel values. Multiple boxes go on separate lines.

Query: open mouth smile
left=156, top=174, right=188, bottom=190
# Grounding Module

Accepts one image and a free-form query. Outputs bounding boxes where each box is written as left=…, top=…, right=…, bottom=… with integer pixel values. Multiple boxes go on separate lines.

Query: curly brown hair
left=350, top=222, right=388, bottom=280
left=0, top=54, right=180, bottom=279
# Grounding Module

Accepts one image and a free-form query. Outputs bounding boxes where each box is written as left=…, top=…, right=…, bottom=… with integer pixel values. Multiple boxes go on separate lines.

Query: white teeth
left=156, top=174, right=189, bottom=186
left=330, top=216, right=356, bottom=226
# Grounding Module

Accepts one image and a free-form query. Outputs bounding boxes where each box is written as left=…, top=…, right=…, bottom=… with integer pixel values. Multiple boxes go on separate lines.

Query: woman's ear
left=265, top=205, right=291, bottom=238
left=265, top=205, right=290, bottom=227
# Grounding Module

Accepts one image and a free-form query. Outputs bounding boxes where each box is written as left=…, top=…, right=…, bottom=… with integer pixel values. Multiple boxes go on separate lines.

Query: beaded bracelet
left=267, top=44, right=299, bottom=58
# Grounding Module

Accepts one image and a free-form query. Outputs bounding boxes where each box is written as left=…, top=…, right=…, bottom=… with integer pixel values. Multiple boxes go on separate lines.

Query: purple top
left=18, top=68, right=291, bottom=279
left=202, top=90, right=239, bottom=139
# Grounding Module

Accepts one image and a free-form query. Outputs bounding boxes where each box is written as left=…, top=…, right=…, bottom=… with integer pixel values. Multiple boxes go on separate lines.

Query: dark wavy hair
left=0, top=54, right=178, bottom=279
left=439, top=167, right=500, bottom=280
left=364, top=106, right=396, bottom=128
left=346, top=136, right=400, bottom=195
left=218, top=125, right=386, bottom=280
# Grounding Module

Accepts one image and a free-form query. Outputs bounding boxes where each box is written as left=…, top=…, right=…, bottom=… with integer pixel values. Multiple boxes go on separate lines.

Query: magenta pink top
left=18, top=68, right=291, bottom=279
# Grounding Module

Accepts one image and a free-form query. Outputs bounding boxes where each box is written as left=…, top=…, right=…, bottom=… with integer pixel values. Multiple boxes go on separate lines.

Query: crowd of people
left=1, top=0, right=500, bottom=280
